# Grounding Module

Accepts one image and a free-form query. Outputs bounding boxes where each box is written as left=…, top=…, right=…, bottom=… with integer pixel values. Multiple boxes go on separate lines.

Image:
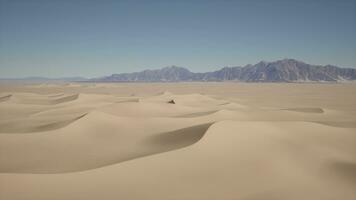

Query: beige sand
left=0, top=83, right=355, bottom=199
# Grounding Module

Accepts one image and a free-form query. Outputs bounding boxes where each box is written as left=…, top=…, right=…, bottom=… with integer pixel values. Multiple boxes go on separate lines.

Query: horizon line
left=1, top=58, right=355, bottom=79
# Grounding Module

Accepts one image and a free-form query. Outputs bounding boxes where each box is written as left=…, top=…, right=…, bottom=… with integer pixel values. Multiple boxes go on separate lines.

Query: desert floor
left=0, top=82, right=355, bottom=200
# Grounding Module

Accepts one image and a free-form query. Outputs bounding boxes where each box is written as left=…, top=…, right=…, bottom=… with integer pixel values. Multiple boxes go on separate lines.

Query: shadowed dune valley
left=0, top=83, right=355, bottom=200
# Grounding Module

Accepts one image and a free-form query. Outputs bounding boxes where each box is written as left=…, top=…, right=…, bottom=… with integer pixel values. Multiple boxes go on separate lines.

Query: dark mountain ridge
left=91, top=59, right=356, bottom=82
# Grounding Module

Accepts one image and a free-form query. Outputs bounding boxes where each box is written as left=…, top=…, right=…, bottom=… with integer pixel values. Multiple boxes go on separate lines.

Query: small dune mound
left=142, top=92, right=228, bottom=107
left=282, top=107, right=324, bottom=113
left=143, top=123, right=213, bottom=150
left=98, top=101, right=211, bottom=118
left=172, top=93, right=228, bottom=106
left=167, top=99, right=175, bottom=104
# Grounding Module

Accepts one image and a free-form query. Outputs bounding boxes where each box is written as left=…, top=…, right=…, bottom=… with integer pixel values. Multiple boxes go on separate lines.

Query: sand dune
left=0, top=121, right=355, bottom=200
left=0, top=83, right=355, bottom=199
left=0, top=110, right=215, bottom=173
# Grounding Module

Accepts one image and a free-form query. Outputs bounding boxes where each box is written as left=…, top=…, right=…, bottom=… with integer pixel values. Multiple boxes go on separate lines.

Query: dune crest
left=0, top=114, right=87, bottom=133
left=9, top=93, right=79, bottom=105
left=282, top=107, right=324, bottom=113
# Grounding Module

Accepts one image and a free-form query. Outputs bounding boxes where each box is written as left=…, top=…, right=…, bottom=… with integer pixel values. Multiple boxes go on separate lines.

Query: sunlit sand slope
left=0, top=121, right=355, bottom=200
left=0, top=83, right=355, bottom=199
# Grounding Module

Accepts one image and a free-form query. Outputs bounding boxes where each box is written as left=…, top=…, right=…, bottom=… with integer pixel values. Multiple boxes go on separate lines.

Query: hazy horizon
left=1, top=58, right=356, bottom=79
left=1, top=0, right=356, bottom=78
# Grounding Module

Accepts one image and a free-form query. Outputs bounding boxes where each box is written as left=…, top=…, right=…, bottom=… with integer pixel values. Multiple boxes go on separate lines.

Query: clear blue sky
left=1, top=0, right=355, bottom=78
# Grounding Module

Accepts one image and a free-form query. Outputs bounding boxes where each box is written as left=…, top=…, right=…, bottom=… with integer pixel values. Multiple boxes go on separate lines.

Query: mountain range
left=92, top=59, right=356, bottom=82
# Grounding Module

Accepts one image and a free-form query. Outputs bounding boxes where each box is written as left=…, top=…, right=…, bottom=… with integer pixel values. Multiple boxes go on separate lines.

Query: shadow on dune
left=143, top=123, right=213, bottom=149
left=327, top=160, right=356, bottom=184
left=312, top=121, right=356, bottom=128
left=0, top=122, right=214, bottom=174
left=49, top=94, right=79, bottom=104
left=173, top=110, right=218, bottom=118
left=0, top=114, right=87, bottom=133
left=0, top=94, right=12, bottom=102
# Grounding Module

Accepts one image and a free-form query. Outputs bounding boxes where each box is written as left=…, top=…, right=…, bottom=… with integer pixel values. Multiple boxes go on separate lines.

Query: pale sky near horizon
left=0, top=0, right=356, bottom=78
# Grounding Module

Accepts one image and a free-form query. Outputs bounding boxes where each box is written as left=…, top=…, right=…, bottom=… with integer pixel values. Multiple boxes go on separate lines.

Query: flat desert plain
left=0, top=82, right=355, bottom=200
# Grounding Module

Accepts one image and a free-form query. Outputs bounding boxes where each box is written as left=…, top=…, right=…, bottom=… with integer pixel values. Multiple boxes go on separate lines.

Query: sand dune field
left=0, top=83, right=355, bottom=200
